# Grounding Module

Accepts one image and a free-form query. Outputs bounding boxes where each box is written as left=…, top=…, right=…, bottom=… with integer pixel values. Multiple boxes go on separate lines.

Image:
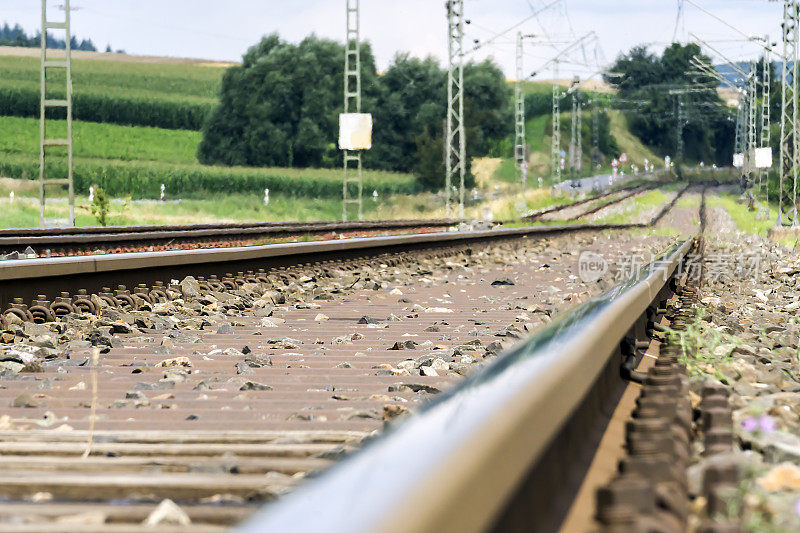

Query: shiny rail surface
left=238, top=237, right=696, bottom=533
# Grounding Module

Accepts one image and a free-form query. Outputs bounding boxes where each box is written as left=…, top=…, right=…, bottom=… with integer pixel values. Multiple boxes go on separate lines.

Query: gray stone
left=239, top=381, right=272, bottom=391
left=235, top=362, right=254, bottom=375
left=389, top=340, right=418, bottom=350
left=11, top=393, right=39, bottom=408
left=0, top=361, right=23, bottom=373
left=180, top=276, right=202, bottom=299
left=216, top=324, right=235, bottom=335
left=388, top=383, right=441, bottom=394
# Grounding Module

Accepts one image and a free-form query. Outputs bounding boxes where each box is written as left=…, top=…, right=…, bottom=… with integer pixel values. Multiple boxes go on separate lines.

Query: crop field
left=0, top=152, right=417, bottom=199
left=0, top=52, right=224, bottom=129
left=0, top=48, right=607, bottom=227
left=0, top=116, right=200, bottom=164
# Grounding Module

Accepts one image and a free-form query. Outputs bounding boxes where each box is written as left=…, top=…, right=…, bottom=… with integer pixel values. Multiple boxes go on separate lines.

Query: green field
left=0, top=54, right=223, bottom=129
left=0, top=115, right=416, bottom=200
left=0, top=190, right=378, bottom=228
left=0, top=55, right=223, bottom=98
left=0, top=152, right=416, bottom=199
left=0, top=116, right=199, bottom=164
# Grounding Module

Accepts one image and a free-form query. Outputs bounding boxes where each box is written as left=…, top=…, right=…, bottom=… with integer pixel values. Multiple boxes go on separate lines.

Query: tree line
left=198, top=34, right=513, bottom=189
left=603, top=43, right=736, bottom=165
left=0, top=22, right=97, bottom=52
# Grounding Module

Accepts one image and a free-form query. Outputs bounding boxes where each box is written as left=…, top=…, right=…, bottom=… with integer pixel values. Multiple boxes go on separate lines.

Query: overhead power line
left=465, top=0, right=560, bottom=55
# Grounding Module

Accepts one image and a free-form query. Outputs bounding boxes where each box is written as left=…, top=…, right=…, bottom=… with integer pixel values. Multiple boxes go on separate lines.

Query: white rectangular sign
left=338, top=113, right=373, bottom=151
left=754, top=147, right=773, bottom=169
left=733, top=153, right=744, bottom=169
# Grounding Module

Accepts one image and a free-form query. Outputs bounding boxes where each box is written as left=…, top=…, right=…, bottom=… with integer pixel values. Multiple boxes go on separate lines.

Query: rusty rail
left=0, top=219, right=460, bottom=256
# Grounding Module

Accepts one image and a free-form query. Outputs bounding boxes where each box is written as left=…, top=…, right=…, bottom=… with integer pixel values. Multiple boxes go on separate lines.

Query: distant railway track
left=0, top=178, right=708, bottom=259
left=0, top=219, right=459, bottom=257
left=0, top=184, right=692, bottom=311
left=522, top=182, right=652, bottom=221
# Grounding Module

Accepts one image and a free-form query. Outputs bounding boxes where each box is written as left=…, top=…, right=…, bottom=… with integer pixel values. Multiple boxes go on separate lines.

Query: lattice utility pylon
left=39, top=0, right=75, bottom=227
left=514, top=32, right=528, bottom=205
left=550, top=61, right=562, bottom=182
left=734, top=87, right=747, bottom=164
left=759, top=43, right=772, bottom=211
left=342, top=0, right=362, bottom=222
left=592, top=98, right=600, bottom=168
left=675, top=94, right=686, bottom=161
left=778, top=0, right=800, bottom=226
left=445, top=0, right=466, bottom=219
left=568, top=77, right=582, bottom=179
left=746, top=61, right=758, bottom=188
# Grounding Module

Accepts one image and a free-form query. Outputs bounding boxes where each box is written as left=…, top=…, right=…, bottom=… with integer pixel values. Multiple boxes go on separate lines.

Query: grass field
left=0, top=192, right=371, bottom=227
left=0, top=178, right=562, bottom=228
left=0, top=48, right=665, bottom=229
left=707, top=194, right=778, bottom=238
left=0, top=116, right=200, bottom=164
left=0, top=51, right=224, bottom=129
left=0, top=53, right=223, bottom=101
left=0, top=152, right=417, bottom=200
left=0, top=115, right=416, bottom=200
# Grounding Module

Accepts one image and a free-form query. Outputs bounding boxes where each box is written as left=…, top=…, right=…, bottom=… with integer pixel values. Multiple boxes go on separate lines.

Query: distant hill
left=714, top=61, right=782, bottom=87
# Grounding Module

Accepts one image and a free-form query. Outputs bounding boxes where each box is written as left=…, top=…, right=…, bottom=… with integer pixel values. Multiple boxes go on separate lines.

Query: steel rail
left=0, top=223, right=631, bottom=311
left=237, top=237, right=695, bottom=533
left=522, top=182, right=650, bottom=221
left=570, top=184, right=653, bottom=220
left=0, top=219, right=458, bottom=252
left=0, top=218, right=457, bottom=237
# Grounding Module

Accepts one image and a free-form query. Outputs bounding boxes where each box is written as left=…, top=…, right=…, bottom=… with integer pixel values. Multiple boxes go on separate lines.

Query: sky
left=0, top=0, right=785, bottom=80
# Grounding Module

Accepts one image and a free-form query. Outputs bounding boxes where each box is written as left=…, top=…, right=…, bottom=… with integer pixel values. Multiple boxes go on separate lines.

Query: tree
left=198, top=34, right=511, bottom=192
left=198, top=34, right=381, bottom=168
left=0, top=21, right=96, bottom=51
left=369, top=54, right=446, bottom=172
left=605, top=43, right=733, bottom=165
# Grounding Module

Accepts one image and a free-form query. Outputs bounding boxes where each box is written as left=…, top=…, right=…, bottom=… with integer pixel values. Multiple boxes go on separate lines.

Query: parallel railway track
left=0, top=219, right=458, bottom=257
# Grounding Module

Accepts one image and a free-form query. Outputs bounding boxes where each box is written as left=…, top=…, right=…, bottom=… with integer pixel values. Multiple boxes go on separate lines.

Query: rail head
left=236, top=237, right=695, bottom=533
left=0, top=224, right=631, bottom=281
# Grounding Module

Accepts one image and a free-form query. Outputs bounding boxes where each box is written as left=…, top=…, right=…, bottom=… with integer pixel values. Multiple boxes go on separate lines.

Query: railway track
left=0, top=188, right=706, bottom=532
left=0, top=219, right=458, bottom=258
left=241, top=193, right=709, bottom=533
left=0, top=177, right=692, bottom=311
left=0, top=176, right=709, bottom=260
left=522, top=182, right=653, bottom=221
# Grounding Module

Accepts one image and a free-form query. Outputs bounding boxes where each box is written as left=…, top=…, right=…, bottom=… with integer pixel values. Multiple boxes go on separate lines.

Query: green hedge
left=0, top=155, right=418, bottom=199
left=0, top=86, right=214, bottom=130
